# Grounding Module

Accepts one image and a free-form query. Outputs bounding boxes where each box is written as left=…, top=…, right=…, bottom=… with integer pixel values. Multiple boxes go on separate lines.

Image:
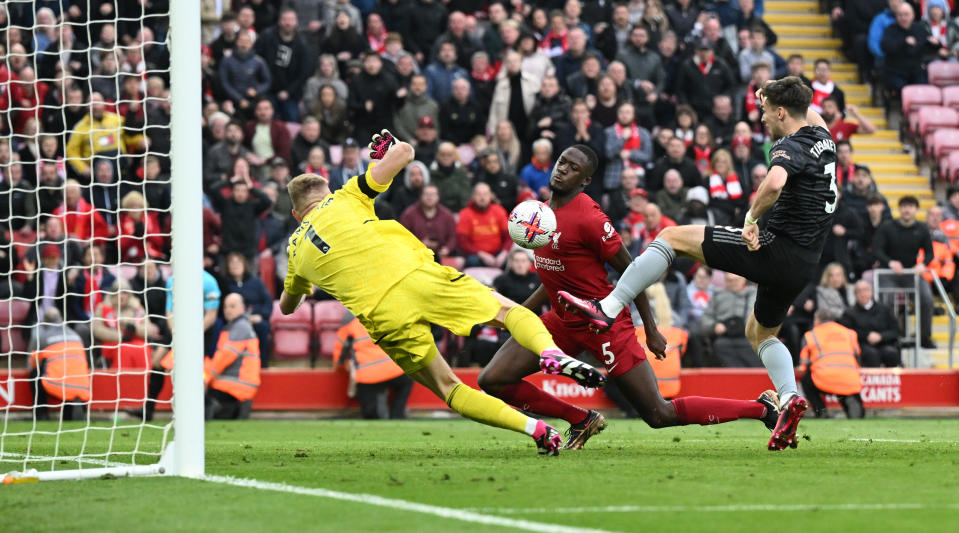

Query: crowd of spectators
left=2, top=0, right=958, bottom=374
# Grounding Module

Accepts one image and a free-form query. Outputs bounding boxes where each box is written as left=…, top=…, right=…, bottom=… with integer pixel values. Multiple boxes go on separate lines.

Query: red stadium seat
left=917, top=107, right=959, bottom=138
left=947, top=152, right=959, bottom=183
left=258, top=249, right=276, bottom=299
left=0, top=299, right=32, bottom=355
left=313, top=300, right=348, bottom=360
left=930, top=129, right=959, bottom=179
left=928, top=61, right=959, bottom=87
left=943, top=86, right=959, bottom=111
left=270, top=300, right=313, bottom=361
left=440, top=256, right=465, bottom=271
left=902, top=85, right=941, bottom=136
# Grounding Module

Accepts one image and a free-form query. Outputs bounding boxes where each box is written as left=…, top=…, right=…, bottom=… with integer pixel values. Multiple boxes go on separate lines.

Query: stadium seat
left=928, top=61, right=959, bottom=87
left=258, top=249, right=276, bottom=299
left=943, top=86, right=959, bottom=111
left=313, top=300, right=348, bottom=361
left=270, top=301, right=313, bottom=361
left=930, top=129, right=959, bottom=178
left=463, top=267, right=503, bottom=287
left=0, top=299, right=32, bottom=355
left=440, top=256, right=466, bottom=271
left=285, top=121, right=301, bottom=140
left=916, top=106, right=959, bottom=138
left=902, top=85, right=941, bottom=138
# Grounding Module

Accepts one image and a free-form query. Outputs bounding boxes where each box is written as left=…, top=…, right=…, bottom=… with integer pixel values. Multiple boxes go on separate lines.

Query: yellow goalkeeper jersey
left=284, top=166, right=435, bottom=317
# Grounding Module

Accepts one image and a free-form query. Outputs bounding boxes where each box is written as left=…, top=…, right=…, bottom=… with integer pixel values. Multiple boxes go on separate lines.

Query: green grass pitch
left=2, top=417, right=959, bottom=532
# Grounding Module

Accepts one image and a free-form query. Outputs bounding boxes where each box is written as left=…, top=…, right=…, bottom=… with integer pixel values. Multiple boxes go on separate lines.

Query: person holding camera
left=700, top=272, right=762, bottom=367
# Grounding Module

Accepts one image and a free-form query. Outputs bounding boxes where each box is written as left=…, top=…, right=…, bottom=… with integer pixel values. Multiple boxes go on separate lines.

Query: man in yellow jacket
left=65, top=92, right=144, bottom=178
left=800, top=309, right=864, bottom=419
left=333, top=311, right=413, bottom=419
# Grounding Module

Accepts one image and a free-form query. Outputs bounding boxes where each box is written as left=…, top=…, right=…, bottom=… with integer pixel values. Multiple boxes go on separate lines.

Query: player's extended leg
left=407, top=344, right=563, bottom=455
left=478, top=337, right=594, bottom=426
left=559, top=226, right=707, bottom=331
left=746, top=314, right=809, bottom=451
left=613, top=361, right=778, bottom=429
left=486, top=293, right=606, bottom=388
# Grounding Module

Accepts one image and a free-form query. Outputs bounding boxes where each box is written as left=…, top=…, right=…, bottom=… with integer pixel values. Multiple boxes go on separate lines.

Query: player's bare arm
left=521, top=283, right=550, bottom=312
left=607, top=246, right=667, bottom=359
left=279, top=290, right=305, bottom=315
left=742, top=166, right=788, bottom=251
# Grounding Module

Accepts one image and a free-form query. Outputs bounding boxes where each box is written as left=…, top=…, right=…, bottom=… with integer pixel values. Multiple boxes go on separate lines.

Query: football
left=507, top=200, right=557, bottom=249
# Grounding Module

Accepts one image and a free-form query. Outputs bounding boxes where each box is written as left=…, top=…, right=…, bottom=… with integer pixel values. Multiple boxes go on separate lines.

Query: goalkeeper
left=280, top=130, right=599, bottom=455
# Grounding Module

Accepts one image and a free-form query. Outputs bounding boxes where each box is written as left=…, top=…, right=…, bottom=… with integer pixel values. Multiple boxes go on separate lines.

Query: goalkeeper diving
left=280, top=130, right=603, bottom=455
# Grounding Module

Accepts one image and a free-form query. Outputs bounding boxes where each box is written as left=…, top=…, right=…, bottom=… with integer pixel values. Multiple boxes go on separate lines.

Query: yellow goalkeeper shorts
left=359, top=261, right=501, bottom=373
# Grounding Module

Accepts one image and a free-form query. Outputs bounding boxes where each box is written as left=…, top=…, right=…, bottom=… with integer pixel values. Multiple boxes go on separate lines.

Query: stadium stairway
left=767, top=0, right=954, bottom=368
left=766, top=0, right=934, bottom=220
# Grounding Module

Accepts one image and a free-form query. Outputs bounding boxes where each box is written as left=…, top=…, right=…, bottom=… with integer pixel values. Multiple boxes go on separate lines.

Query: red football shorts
left=540, top=309, right=646, bottom=378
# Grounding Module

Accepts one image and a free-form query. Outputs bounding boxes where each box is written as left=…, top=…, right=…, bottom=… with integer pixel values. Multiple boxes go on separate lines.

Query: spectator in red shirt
left=118, top=191, right=166, bottom=262
left=53, top=179, right=110, bottom=242
left=623, top=188, right=649, bottom=242
left=835, top=140, right=855, bottom=188
left=639, top=202, right=677, bottom=247
left=823, top=97, right=875, bottom=142
left=399, top=184, right=458, bottom=263
left=457, top=183, right=512, bottom=269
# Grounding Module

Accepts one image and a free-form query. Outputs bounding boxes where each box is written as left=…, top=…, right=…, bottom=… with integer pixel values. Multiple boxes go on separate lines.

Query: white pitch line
left=466, top=503, right=959, bottom=515
left=201, top=475, right=616, bottom=533
left=848, top=438, right=959, bottom=444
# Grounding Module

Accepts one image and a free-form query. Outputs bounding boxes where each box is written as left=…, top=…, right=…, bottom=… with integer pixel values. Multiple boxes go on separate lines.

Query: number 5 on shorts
left=601, top=342, right=615, bottom=364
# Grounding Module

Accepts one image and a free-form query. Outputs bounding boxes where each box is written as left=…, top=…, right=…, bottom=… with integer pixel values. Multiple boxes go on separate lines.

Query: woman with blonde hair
left=816, top=263, right=853, bottom=320
left=118, top=191, right=166, bottom=261
left=489, top=120, right=522, bottom=175
left=707, top=148, right=747, bottom=225
left=92, top=279, right=158, bottom=370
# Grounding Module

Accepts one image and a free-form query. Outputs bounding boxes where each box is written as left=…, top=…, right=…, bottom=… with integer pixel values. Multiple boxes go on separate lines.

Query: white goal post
left=0, top=0, right=204, bottom=481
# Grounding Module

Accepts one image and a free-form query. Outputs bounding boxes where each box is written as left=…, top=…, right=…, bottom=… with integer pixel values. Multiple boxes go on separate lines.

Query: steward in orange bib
left=800, top=309, right=864, bottom=418
left=204, top=294, right=261, bottom=420
left=29, top=308, right=91, bottom=421
left=333, top=312, right=413, bottom=419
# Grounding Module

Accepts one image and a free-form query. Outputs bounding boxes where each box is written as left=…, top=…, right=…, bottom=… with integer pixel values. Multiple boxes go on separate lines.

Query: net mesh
left=1, top=0, right=174, bottom=474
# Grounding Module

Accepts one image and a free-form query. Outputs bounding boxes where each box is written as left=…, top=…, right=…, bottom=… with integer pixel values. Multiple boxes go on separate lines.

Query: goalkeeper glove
left=368, top=129, right=396, bottom=160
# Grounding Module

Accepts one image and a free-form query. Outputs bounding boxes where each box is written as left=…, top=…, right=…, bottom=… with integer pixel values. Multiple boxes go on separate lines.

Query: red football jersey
left=534, top=193, right=623, bottom=323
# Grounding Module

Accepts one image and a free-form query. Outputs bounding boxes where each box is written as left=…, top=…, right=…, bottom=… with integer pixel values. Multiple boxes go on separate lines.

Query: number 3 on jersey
left=824, top=162, right=838, bottom=214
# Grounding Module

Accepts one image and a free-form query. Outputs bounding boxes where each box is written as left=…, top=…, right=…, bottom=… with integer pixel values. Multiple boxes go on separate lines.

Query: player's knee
left=476, top=368, right=497, bottom=394
left=641, top=402, right=677, bottom=429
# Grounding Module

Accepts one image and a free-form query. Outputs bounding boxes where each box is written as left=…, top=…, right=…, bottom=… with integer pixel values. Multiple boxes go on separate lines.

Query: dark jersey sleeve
left=768, top=138, right=806, bottom=176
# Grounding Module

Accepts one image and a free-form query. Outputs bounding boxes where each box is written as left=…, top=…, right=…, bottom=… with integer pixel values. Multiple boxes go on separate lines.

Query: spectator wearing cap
left=329, top=138, right=368, bottom=192
left=675, top=37, right=736, bottom=119
left=204, top=120, right=251, bottom=191
left=290, top=117, right=331, bottom=172
left=647, top=136, right=703, bottom=193
left=218, top=30, right=272, bottom=117
left=604, top=103, right=653, bottom=193
left=244, top=97, right=292, bottom=176
left=394, top=74, right=441, bottom=143
left=400, top=184, right=457, bottom=262
left=880, top=2, right=938, bottom=92
left=475, top=149, right=519, bottom=212
left=520, top=139, right=555, bottom=200
left=666, top=0, right=700, bottom=40
left=873, top=195, right=936, bottom=348
left=487, top=50, right=541, bottom=139
left=440, top=77, right=486, bottom=146
left=412, top=116, right=440, bottom=167
left=390, top=161, right=432, bottom=217
left=348, top=53, right=403, bottom=142
left=822, top=97, right=875, bottom=142
left=679, top=186, right=717, bottom=226
left=656, top=169, right=688, bottom=221
left=256, top=8, right=311, bottom=122
left=616, top=26, right=665, bottom=95
left=457, top=183, right=512, bottom=269
left=424, top=41, right=469, bottom=105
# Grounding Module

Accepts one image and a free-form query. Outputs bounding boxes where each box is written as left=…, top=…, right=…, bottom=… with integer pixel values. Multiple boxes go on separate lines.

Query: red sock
left=671, top=396, right=766, bottom=425
left=498, top=380, right=589, bottom=424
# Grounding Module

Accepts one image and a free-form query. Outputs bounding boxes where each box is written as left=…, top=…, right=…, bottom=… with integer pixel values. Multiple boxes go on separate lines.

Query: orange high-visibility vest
left=635, top=325, right=688, bottom=398
left=333, top=318, right=405, bottom=384
left=205, top=317, right=261, bottom=401
left=940, top=219, right=959, bottom=255
left=31, top=340, right=91, bottom=402
left=917, top=240, right=955, bottom=282
left=800, top=321, right=862, bottom=396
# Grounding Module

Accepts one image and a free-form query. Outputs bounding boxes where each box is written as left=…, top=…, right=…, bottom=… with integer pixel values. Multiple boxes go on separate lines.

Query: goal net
left=0, top=0, right=203, bottom=481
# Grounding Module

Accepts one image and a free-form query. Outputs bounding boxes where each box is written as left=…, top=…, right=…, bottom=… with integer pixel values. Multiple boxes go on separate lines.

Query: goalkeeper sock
left=445, top=383, right=534, bottom=435
left=757, top=338, right=799, bottom=407
left=498, top=380, right=589, bottom=425
left=503, top=306, right=557, bottom=357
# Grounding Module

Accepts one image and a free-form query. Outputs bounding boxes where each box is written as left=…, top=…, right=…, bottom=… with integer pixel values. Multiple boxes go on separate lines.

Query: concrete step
left=858, top=130, right=899, bottom=140
left=774, top=25, right=834, bottom=37
left=804, top=62, right=857, bottom=73
left=868, top=163, right=920, bottom=173
left=777, top=37, right=844, bottom=49
left=876, top=187, right=934, bottom=198
left=849, top=138, right=905, bottom=153
left=873, top=176, right=929, bottom=186
left=764, top=13, right=830, bottom=25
